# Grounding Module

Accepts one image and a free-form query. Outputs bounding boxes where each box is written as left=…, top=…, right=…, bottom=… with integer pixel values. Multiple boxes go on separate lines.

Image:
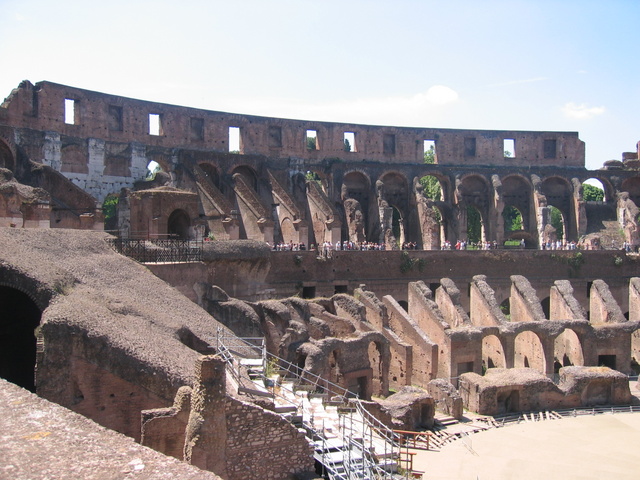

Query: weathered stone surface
left=0, top=378, right=220, bottom=480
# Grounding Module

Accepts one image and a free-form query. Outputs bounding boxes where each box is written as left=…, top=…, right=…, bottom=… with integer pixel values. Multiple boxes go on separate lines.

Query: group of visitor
left=541, top=240, right=578, bottom=250
left=270, top=242, right=306, bottom=251
left=441, top=240, right=508, bottom=250
left=268, top=238, right=636, bottom=253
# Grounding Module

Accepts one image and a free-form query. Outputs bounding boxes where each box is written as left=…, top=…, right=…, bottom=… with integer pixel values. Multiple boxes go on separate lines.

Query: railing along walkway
left=212, top=331, right=409, bottom=480
left=107, top=238, right=203, bottom=263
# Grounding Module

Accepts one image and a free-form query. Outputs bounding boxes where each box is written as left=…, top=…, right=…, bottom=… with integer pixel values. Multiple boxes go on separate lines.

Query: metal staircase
left=211, top=330, right=411, bottom=480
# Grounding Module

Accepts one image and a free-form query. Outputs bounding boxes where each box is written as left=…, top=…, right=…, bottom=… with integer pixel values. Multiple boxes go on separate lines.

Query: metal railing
left=213, top=332, right=405, bottom=479
left=107, top=238, right=203, bottom=263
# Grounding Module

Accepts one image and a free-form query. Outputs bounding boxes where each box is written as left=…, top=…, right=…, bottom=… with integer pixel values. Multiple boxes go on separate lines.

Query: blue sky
left=1, top=0, right=638, bottom=170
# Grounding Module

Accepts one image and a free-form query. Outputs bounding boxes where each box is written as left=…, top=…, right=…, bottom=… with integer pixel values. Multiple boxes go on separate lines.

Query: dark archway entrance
left=0, top=286, right=41, bottom=392
left=167, top=209, right=191, bottom=239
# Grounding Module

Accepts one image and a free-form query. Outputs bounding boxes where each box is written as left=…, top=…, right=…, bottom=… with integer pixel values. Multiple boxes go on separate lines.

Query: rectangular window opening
left=149, top=113, right=162, bottom=136
left=544, top=139, right=557, bottom=159
left=229, top=126, right=241, bottom=153
left=424, top=140, right=436, bottom=163
left=306, top=129, right=318, bottom=150
left=64, top=98, right=76, bottom=125
left=190, top=118, right=204, bottom=141
left=344, top=132, right=356, bottom=153
left=504, top=138, right=515, bottom=158
left=383, top=133, right=396, bottom=155
left=464, top=137, right=476, bottom=157
left=108, top=105, right=123, bottom=131
left=268, top=125, right=282, bottom=148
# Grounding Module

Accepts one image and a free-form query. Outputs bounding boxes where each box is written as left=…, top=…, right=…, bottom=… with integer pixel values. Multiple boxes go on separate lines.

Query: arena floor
left=412, top=412, right=640, bottom=479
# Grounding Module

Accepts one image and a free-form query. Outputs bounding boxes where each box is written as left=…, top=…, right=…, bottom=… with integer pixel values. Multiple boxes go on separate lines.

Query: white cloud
left=424, top=85, right=459, bottom=105
left=206, top=86, right=461, bottom=127
left=562, top=102, right=605, bottom=120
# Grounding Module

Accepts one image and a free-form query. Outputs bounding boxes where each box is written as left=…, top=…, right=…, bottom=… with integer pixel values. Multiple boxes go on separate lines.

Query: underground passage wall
left=0, top=286, right=41, bottom=392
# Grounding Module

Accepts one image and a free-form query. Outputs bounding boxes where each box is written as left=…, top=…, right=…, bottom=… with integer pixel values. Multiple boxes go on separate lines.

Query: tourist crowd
left=268, top=239, right=635, bottom=253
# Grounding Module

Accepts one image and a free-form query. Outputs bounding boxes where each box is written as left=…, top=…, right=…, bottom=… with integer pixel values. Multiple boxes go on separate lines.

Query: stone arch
left=502, top=174, right=533, bottom=231
left=459, top=174, right=490, bottom=242
left=0, top=285, right=42, bottom=392
left=0, top=139, right=15, bottom=172
left=482, top=334, right=507, bottom=370
left=280, top=217, right=295, bottom=243
left=503, top=205, right=525, bottom=235
left=290, top=172, right=307, bottom=205
left=199, top=162, right=220, bottom=189
left=514, top=330, right=546, bottom=373
left=540, top=176, right=574, bottom=241
left=167, top=209, right=191, bottom=239
left=582, top=177, right=612, bottom=203
left=621, top=176, right=640, bottom=207
left=342, top=170, right=371, bottom=241
left=305, top=169, right=329, bottom=195
left=379, top=171, right=409, bottom=210
left=554, top=328, right=583, bottom=372
left=466, top=205, right=484, bottom=243
left=391, top=205, right=405, bottom=247
left=231, top=165, right=258, bottom=191
left=147, top=153, right=172, bottom=176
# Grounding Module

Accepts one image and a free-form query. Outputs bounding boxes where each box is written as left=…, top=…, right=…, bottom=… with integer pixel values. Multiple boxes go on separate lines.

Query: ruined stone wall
left=5, top=81, right=640, bottom=253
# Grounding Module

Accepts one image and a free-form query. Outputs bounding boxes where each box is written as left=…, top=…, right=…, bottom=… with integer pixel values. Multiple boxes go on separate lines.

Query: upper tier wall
left=1, top=80, right=585, bottom=168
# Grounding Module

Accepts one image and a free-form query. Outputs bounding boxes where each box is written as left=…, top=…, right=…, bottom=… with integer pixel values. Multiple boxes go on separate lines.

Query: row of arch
left=481, top=328, right=584, bottom=376
left=98, top=153, right=640, bottom=246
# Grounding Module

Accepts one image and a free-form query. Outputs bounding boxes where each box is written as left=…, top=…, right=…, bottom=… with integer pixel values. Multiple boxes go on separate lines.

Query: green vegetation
left=419, top=145, right=442, bottom=202
left=549, top=206, right=564, bottom=240
left=343, top=138, right=351, bottom=152
left=307, top=136, right=317, bottom=150
left=503, top=205, right=523, bottom=232
left=583, top=183, right=604, bottom=202
left=400, top=251, right=426, bottom=273
left=102, top=194, right=119, bottom=232
left=467, top=206, right=481, bottom=243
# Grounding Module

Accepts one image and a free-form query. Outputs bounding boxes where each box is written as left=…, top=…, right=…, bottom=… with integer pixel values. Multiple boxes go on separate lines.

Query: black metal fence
left=107, top=238, right=203, bottom=263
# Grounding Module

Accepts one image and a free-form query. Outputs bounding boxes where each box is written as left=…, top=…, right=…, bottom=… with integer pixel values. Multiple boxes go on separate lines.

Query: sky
left=1, top=0, right=639, bottom=171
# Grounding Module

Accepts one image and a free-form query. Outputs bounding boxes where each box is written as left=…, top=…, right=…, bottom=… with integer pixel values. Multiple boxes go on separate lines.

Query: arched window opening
left=554, top=329, right=583, bottom=372
left=391, top=205, right=405, bottom=247
left=0, top=286, right=41, bottom=392
left=102, top=193, right=119, bottom=233
left=0, top=140, right=14, bottom=172
left=467, top=205, right=482, bottom=243
left=232, top=166, right=258, bottom=192
left=503, top=205, right=523, bottom=233
left=167, top=209, right=191, bottom=240
left=500, top=298, right=510, bottom=319
left=419, top=175, right=442, bottom=202
left=146, top=160, right=162, bottom=180
left=582, top=178, right=606, bottom=202
left=514, top=330, right=546, bottom=373
left=482, top=335, right=506, bottom=373
left=549, top=205, right=565, bottom=241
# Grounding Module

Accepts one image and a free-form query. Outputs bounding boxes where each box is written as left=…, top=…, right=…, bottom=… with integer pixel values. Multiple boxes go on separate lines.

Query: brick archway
left=0, top=286, right=42, bottom=392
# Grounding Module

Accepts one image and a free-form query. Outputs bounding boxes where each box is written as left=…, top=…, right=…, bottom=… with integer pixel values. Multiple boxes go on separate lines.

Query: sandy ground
left=411, top=413, right=640, bottom=480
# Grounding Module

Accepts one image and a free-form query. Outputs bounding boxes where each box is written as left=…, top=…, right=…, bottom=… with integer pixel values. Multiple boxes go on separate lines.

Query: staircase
left=213, top=331, right=407, bottom=480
